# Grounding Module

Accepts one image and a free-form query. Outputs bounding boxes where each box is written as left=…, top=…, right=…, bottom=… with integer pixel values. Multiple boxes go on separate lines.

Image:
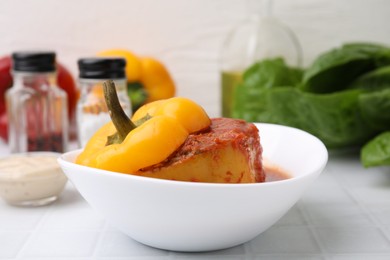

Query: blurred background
left=1, top=0, right=389, bottom=117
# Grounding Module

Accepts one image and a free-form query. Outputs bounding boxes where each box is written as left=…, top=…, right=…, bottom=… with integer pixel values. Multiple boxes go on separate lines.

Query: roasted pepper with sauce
left=76, top=80, right=210, bottom=174
left=97, top=49, right=175, bottom=111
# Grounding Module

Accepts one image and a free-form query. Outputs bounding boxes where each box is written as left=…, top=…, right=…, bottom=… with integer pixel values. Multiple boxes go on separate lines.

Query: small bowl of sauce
left=0, top=152, right=67, bottom=206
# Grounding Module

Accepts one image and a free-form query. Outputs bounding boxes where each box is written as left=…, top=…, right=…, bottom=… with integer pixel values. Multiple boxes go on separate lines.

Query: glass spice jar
left=76, top=58, right=131, bottom=147
left=6, top=52, right=68, bottom=153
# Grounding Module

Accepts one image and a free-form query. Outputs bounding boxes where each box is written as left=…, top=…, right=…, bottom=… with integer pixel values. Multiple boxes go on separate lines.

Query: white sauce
left=0, top=153, right=67, bottom=206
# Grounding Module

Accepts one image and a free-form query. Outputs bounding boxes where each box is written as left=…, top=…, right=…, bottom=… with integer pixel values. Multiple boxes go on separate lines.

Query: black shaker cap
left=78, top=57, right=126, bottom=79
left=12, top=51, right=56, bottom=72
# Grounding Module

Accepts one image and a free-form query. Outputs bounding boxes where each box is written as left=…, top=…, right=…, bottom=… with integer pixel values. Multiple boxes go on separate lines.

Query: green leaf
left=302, top=43, right=390, bottom=93
left=349, top=65, right=390, bottom=91
left=359, top=88, right=390, bottom=131
left=361, top=131, right=390, bottom=167
left=232, top=58, right=303, bottom=122
left=234, top=85, right=377, bottom=148
left=277, top=88, right=374, bottom=148
left=233, top=46, right=390, bottom=158
left=232, top=86, right=270, bottom=122
left=342, top=42, right=390, bottom=67
left=232, top=58, right=303, bottom=121
left=242, top=58, right=303, bottom=89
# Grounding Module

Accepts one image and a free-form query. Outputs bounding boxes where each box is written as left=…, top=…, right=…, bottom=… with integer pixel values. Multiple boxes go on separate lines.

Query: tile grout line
left=335, top=171, right=384, bottom=228
left=335, top=173, right=390, bottom=246
left=297, top=166, right=347, bottom=259
left=14, top=204, right=55, bottom=259
left=90, top=220, right=109, bottom=258
left=304, top=161, right=390, bottom=257
left=243, top=240, right=253, bottom=260
left=297, top=198, right=329, bottom=259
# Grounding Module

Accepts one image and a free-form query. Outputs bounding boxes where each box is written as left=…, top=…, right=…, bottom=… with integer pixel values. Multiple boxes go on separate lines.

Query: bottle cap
left=12, top=51, right=56, bottom=72
left=78, top=58, right=126, bottom=79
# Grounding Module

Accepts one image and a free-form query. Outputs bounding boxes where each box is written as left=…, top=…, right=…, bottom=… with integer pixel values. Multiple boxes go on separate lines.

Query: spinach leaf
left=232, top=86, right=270, bottom=122
left=242, top=58, right=303, bottom=89
left=359, top=88, right=390, bottom=131
left=232, top=57, right=303, bottom=122
left=267, top=89, right=373, bottom=148
left=302, top=43, right=390, bottom=93
left=234, top=87, right=376, bottom=148
left=343, top=43, right=390, bottom=67
left=232, top=43, right=390, bottom=166
left=349, top=65, right=390, bottom=91
left=361, top=131, right=390, bottom=167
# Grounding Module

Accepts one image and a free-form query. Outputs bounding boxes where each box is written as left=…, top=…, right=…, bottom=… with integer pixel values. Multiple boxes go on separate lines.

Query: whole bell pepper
left=76, top=80, right=210, bottom=174
left=97, top=49, right=175, bottom=111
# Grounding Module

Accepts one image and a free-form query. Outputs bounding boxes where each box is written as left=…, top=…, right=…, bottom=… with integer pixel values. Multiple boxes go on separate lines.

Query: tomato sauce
left=264, top=165, right=291, bottom=182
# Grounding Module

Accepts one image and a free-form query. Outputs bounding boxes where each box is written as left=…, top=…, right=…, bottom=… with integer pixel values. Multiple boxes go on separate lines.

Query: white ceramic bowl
left=58, top=123, right=328, bottom=252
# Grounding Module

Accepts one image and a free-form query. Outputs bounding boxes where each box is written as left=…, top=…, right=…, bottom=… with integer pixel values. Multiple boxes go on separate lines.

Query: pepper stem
left=103, top=80, right=136, bottom=144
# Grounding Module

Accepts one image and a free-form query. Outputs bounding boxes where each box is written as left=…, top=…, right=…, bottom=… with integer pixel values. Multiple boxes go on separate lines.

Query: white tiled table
left=1, top=147, right=390, bottom=259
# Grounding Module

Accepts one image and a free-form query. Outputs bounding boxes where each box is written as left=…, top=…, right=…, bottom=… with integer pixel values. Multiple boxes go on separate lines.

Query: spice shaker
left=6, top=52, right=68, bottom=153
left=76, top=58, right=131, bottom=147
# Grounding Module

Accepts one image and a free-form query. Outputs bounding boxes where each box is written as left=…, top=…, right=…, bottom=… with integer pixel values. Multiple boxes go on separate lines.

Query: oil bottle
left=220, top=0, right=302, bottom=117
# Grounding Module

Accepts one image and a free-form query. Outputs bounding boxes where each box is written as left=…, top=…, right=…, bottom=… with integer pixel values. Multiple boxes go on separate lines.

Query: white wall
left=1, top=0, right=389, bottom=117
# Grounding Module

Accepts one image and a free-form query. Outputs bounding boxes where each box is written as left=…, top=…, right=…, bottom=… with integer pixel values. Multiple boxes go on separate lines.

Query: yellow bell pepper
left=90, top=116, right=188, bottom=173
left=132, top=97, right=211, bottom=133
left=76, top=80, right=210, bottom=174
left=97, top=49, right=175, bottom=111
left=139, top=57, right=175, bottom=103
left=75, top=121, right=116, bottom=166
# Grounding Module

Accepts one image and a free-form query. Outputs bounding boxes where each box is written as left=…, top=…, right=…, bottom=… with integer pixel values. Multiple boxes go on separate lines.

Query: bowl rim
left=59, top=123, right=328, bottom=188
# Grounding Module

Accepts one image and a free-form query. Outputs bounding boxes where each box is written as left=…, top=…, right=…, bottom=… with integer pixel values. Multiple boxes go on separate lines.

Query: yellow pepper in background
left=97, top=49, right=175, bottom=111
left=76, top=80, right=210, bottom=174
left=139, top=57, right=175, bottom=102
